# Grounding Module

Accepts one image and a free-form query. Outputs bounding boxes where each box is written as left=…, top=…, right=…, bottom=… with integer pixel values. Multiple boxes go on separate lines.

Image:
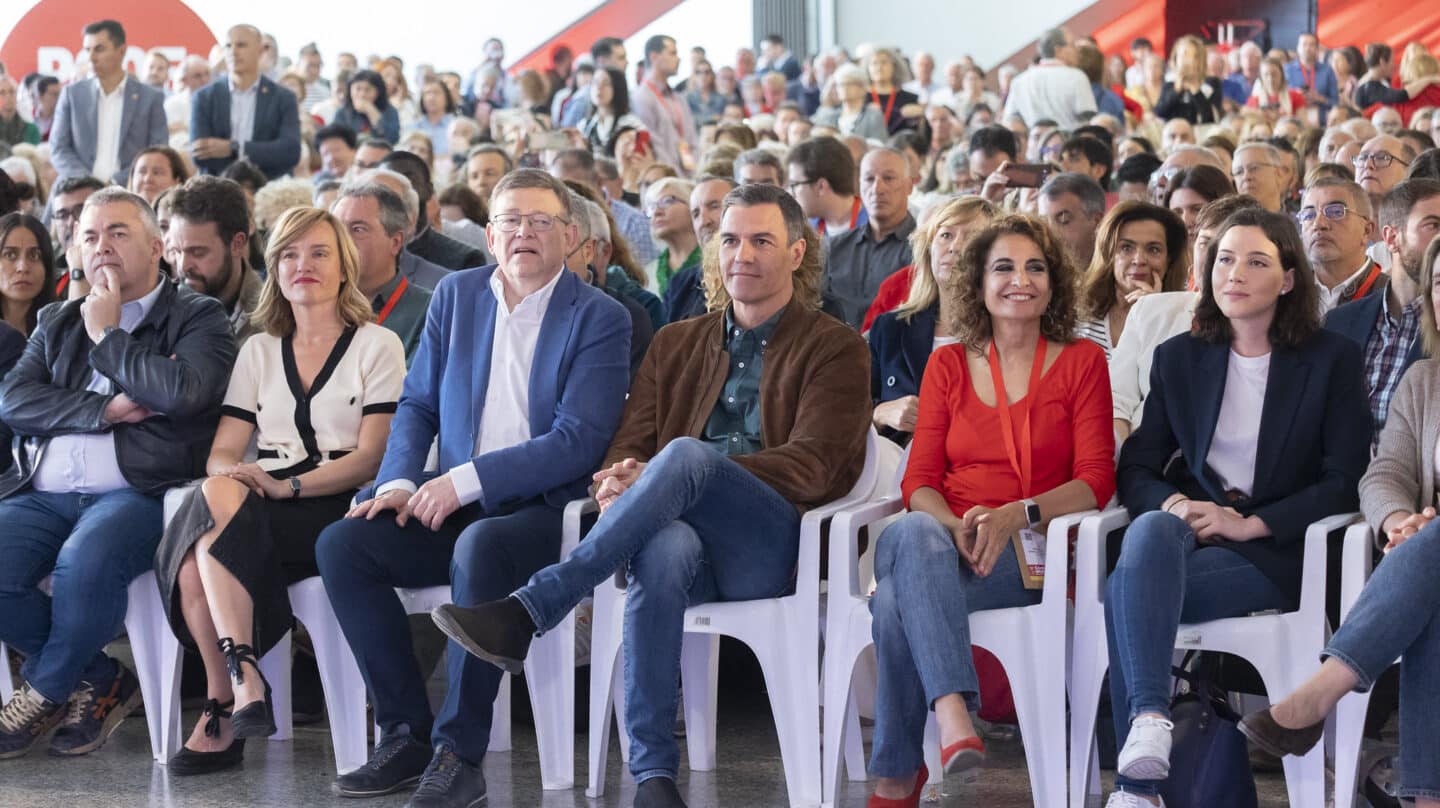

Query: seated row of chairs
left=0, top=429, right=1383, bottom=807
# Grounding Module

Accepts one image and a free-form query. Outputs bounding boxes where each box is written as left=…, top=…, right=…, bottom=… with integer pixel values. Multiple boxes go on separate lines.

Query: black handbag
left=1157, top=653, right=1258, bottom=808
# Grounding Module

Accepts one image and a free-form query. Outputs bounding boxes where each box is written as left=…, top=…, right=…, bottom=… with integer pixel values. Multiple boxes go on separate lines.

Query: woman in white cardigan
left=1110, top=194, right=1260, bottom=441
left=1238, top=235, right=1440, bottom=808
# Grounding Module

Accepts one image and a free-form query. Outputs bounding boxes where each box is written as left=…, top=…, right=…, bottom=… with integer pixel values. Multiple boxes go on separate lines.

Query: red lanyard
left=1299, top=63, right=1314, bottom=90
left=375, top=277, right=408, bottom=325
left=987, top=337, right=1048, bottom=497
left=56, top=273, right=69, bottom=297
left=817, top=198, right=862, bottom=236
left=644, top=79, right=686, bottom=137
left=869, top=88, right=897, bottom=123
left=1351, top=262, right=1382, bottom=301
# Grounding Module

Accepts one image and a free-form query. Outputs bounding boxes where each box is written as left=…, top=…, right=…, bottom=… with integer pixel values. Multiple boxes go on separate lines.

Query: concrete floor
left=0, top=682, right=1298, bottom=808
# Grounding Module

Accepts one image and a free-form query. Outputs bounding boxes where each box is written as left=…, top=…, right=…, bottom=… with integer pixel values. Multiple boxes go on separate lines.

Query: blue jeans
left=1105, top=511, right=1290, bottom=794
left=513, top=438, right=802, bottom=785
left=0, top=489, right=163, bottom=702
left=867, top=511, right=1041, bottom=778
left=1325, top=519, right=1440, bottom=800
left=315, top=501, right=561, bottom=766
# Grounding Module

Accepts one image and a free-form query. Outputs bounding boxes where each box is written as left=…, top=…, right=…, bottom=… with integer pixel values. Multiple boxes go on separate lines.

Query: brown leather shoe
left=1238, top=708, right=1324, bottom=758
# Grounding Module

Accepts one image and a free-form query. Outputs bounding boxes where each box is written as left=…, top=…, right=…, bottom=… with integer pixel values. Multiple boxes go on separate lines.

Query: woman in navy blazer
left=1103, top=208, right=1369, bottom=806
left=869, top=197, right=994, bottom=443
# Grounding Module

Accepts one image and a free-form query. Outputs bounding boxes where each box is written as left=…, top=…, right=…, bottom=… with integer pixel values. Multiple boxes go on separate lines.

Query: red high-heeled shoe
left=941, top=735, right=987, bottom=779
left=866, top=763, right=928, bottom=808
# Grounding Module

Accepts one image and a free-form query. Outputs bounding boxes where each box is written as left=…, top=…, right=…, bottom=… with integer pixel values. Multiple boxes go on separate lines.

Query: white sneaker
left=1116, top=715, right=1174, bottom=780
left=1104, top=790, right=1166, bottom=807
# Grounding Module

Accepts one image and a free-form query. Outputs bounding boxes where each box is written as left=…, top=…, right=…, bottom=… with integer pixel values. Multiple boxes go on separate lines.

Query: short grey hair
left=1039, top=171, right=1107, bottom=220
left=1234, top=141, right=1284, bottom=166
left=355, top=167, right=419, bottom=225
left=336, top=181, right=411, bottom=238
left=580, top=198, right=611, bottom=245
left=569, top=193, right=593, bottom=242
left=1038, top=28, right=1070, bottom=59
left=733, top=148, right=783, bottom=183
left=83, top=187, right=162, bottom=240
left=490, top=167, right=574, bottom=214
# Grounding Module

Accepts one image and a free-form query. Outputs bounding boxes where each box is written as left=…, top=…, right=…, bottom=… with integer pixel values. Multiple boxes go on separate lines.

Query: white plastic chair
left=1332, top=522, right=1384, bottom=808
left=1067, top=509, right=1360, bottom=808
left=822, top=484, right=1091, bottom=808
left=586, top=429, right=885, bottom=808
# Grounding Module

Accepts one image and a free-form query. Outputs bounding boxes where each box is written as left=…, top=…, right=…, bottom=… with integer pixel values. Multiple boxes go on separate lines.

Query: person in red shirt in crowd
left=864, top=214, right=1115, bottom=806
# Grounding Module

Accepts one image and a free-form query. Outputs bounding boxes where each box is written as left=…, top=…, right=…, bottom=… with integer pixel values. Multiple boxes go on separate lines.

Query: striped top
left=1074, top=317, right=1114, bottom=360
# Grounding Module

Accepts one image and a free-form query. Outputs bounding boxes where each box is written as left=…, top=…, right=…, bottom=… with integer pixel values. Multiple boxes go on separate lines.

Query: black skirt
left=154, top=485, right=355, bottom=656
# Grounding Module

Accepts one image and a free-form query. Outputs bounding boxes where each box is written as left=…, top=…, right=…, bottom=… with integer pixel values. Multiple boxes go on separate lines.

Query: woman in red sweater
left=866, top=215, right=1116, bottom=807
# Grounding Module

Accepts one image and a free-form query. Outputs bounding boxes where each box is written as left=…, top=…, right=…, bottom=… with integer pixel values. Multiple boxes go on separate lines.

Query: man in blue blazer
left=1324, top=178, right=1440, bottom=441
left=188, top=25, right=301, bottom=180
left=316, top=169, right=631, bottom=806
left=49, top=21, right=167, bottom=188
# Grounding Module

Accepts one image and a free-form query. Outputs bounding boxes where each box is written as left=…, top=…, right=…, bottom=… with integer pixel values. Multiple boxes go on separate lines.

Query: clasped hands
left=947, top=501, right=1028, bottom=577
left=1164, top=497, right=1267, bottom=542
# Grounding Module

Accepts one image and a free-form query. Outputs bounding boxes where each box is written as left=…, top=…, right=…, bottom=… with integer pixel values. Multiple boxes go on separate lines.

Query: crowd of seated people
left=4, top=13, right=1440, bottom=808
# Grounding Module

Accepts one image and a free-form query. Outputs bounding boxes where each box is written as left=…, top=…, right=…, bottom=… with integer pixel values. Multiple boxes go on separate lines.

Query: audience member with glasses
left=1300, top=178, right=1384, bottom=315
left=1230, top=142, right=1287, bottom=213
left=1353, top=135, right=1417, bottom=213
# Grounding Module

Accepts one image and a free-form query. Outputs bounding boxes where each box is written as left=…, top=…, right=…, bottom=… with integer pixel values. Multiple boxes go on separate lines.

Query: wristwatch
left=1021, top=498, right=1042, bottom=528
left=289, top=477, right=302, bottom=499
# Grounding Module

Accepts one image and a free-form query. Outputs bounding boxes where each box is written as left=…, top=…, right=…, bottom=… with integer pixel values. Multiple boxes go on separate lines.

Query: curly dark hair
left=946, top=214, right=1079, bottom=347
left=1192, top=207, right=1320, bottom=348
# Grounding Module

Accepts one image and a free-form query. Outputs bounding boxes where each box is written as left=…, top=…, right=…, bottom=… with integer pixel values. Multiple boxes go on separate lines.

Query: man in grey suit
left=49, top=21, right=168, bottom=188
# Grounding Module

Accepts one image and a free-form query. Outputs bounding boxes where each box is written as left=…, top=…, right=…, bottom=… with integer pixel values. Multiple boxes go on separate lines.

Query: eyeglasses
left=644, top=195, right=684, bottom=217
left=1298, top=202, right=1369, bottom=225
left=52, top=204, right=86, bottom=223
left=1231, top=162, right=1276, bottom=177
left=491, top=212, right=568, bottom=232
left=785, top=178, right=818, bottom=193
left=1352, top=151, right=1409, bottom=168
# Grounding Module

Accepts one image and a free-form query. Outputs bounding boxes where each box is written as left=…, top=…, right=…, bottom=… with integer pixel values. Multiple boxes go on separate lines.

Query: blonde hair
left=1171, top=35, right=1207, bottom=86
left=252, top=207, right=375, bottom=337
left=252, top=178, right=317, bottom=233
left=1402, top=53, right=1440, bottom=85
left=893, top=197, right=997, bottom=322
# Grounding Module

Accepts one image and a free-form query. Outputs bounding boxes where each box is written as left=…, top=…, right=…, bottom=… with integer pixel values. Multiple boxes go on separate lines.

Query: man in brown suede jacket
left=431, top=183, right=870, bottom=808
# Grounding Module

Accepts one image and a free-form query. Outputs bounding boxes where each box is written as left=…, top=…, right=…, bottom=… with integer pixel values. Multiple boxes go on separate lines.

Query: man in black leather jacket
left=0, top=187, right=236, bottom=760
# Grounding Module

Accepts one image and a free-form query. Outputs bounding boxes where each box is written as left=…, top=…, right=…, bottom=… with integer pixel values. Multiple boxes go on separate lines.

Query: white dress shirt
left=229, top=76, right=260, bottom=158
left=92, top=77, right=129, bottom=182
left=1110, top=292, right=1198, bottom=429
left=376, top=267, right=563, bottom=506
left=1001, top=61, right=1097, bottom=130
left=32, top=280, right=166, bottom=494
left=1316, top=259, right=1376, bottom=316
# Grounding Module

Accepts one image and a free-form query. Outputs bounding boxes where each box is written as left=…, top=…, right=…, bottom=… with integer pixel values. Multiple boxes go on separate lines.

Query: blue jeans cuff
left=633, top=769, right=677, bottom=786
left=1318, top=647, right=1376, bottom=692
left=510, top=588, right=549, bottom=635
left=1114, top=776, right=1162, bottom=795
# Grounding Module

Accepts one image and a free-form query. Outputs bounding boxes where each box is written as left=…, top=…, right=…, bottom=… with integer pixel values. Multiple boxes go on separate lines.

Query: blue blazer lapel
left=528, top=271, right=579, bottom=436
left=216, top=83, right=233, bottom=139
left=464, top=275, right=499, bottom=465
left=901, top=307, right=936, bottom=383
left=1252, top=346, right=1309, bottom=498
left=1191, top=342, right=1231, bottom=487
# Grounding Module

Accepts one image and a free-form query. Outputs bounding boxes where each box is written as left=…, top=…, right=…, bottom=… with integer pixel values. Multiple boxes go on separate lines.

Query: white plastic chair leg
left=679, top=632, right=719, bottom=772
left=0, top=642, right=13, bottom=703
left=585, top=584, right=624, bottom=799
left=1068, top=621, right=1109, bottom=808
left=750, top=630, right=822, bottom=808
left=259, top=632, right=293, bottom=741
left=1332, top=689, right=1374, bottom=808
left=489, top=672, right=512, bottom=752
left=843, top=686, right=866, bottom=781
left=525, top=613, right=576, bottom=789
left=124, top=571, right=183, bottom=764
left=290, top=578, right=369, bottom=774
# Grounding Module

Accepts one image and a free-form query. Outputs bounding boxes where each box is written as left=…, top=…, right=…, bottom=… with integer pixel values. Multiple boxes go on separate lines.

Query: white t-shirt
left=1206, top=350, right=1271, bottom=497
left=1002, top=61, right=1097, bottom=130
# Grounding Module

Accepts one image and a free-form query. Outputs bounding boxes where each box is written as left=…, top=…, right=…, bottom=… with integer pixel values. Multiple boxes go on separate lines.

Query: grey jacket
left=0, top=281, right=237, bottom=498
left=1360, top=358, right=1440, bottom=545
left=50, top=77, right=168, bottom=185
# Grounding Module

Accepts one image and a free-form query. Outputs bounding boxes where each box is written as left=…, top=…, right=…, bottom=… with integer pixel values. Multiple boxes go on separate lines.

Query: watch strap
left=289, top=476, right=302, bottom=498
left=1022, top=498, right=1041, bottom=527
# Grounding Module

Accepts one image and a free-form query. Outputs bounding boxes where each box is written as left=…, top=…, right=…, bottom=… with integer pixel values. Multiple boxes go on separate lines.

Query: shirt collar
left=229, top=75, right=260, bottom=96
left=489, top=265, right=564, bottom=319
left=723, top=304, right=785, bottom=345
left=370, top=270, right=407, bottom=309
left=121, top=277, right=166, bottom=331
left=95, top=75, right=127, bottom=99
left=863, top=213, right=916, bottom=245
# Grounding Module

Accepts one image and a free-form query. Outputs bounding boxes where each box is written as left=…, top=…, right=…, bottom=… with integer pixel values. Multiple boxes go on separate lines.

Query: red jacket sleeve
left=1066, top=344, right=1118, bottom=507
left=861, top=265, right=914, bottom=333
left=901, top=346, right=957, bottom=508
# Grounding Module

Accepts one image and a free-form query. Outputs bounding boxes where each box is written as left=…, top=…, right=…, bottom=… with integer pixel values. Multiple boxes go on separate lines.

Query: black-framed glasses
left=1353, top=151, right=1409, bottom=169
left=1298, top=202, right=1369, bottom=225
left=785, top=178, right=818, bottom=193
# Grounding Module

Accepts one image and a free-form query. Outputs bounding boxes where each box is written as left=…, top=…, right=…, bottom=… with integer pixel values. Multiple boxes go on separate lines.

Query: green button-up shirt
left=702, top=306, right=783, bottom=456
left=371, top=271, right=432, bottom=367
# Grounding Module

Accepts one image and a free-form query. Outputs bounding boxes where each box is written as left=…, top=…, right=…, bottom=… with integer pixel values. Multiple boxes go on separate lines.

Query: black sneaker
left=633, top=776, right=688, bottom=808
left=49, top=659, right=142, bottom=756
left=406, top=745, right=486, bottom=808
left=430, top=597, right=535, bottom=675
left=333, top=731, right=432, bottom=797
left=0, top=682, right=66, bottom=759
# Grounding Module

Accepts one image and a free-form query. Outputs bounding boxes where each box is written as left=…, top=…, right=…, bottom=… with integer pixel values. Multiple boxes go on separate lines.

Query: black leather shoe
left=633, top=776, right=688, bottom=808
left=169, top=699, right=246, bottom=776
left=430, top=597, right=535, bottom=675
left=333, top=731, right=433, bottom=797
left=406, top=745, right=487, bottom=808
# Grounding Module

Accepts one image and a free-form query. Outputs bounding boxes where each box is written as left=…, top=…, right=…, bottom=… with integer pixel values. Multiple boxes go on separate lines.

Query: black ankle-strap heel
left=169, top=698, right=246, bottom=776
left=219, top=638, right=276, bottom=739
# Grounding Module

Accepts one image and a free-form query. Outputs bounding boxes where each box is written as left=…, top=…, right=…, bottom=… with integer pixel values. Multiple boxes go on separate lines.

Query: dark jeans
left=513, top=438, right=802, bottom=784
left=0, top=489, right=163, bottom=702
left=315, top=500, right=562, bottom=766
left=1105, top=511, right=1290, bottom=795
